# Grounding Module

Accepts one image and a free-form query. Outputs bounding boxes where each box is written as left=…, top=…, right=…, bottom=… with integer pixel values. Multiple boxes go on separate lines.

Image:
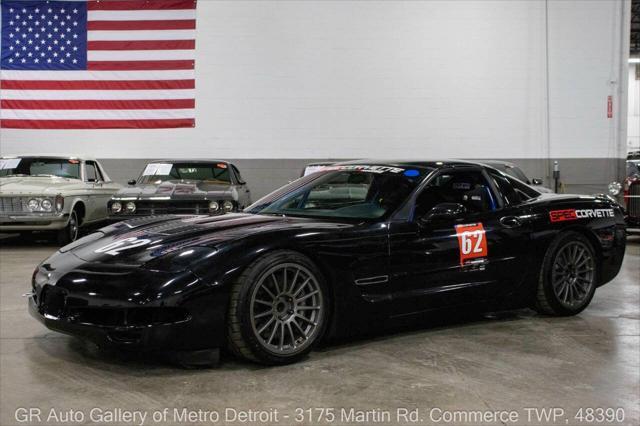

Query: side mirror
left=531, top=178, right=543, bottom=186
left=127, top=179, right=137, bottom=186
left=420, top=203, right=466, bottom=223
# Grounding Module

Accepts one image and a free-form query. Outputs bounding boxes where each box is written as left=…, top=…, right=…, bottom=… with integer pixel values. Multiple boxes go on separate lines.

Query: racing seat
left=462, top=185, right=496, bottom=212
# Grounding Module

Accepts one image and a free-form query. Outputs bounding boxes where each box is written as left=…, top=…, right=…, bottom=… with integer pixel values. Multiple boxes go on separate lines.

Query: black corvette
left=28, top=160, right=626, bottom=366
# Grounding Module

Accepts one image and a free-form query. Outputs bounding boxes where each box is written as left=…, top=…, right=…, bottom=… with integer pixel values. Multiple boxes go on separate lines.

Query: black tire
left=56, top=209, right=80, bottom=246
left=227, top=250, right=329, bottom=365
left=534, top=231, right=598, bottom=316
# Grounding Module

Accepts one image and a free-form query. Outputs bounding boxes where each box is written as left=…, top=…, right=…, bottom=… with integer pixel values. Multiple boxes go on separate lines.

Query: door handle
left=500, top=216, right=521, bottom=228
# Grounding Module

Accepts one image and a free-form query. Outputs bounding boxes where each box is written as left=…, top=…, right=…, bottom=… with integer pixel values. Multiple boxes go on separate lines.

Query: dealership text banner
left=0, top=0, right=196, bottom=129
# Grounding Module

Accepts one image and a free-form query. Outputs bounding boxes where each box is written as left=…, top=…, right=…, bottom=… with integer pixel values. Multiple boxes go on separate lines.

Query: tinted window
left=414, top=169, right=498, bottom=218
left=0, top=157, right=81, bottom=179
left=489, top=170, right=521, bottom=206
left=508, top=177, right=540, bottom=200
left=138, top=163, right=231, bottom=184
left=247, top=166, right=430, bottom=220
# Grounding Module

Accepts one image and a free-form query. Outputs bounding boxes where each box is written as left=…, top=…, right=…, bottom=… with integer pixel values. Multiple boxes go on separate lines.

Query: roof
left=1, top=154, right=98, bottom=161
left=150, top=159, right=232, bottom=164
left=334, top=159, right=487, bottom=169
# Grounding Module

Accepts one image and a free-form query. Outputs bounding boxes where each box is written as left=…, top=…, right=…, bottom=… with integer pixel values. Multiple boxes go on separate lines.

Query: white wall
left=0, top=0, right=630, bottom=163
left=629, top=64, right=640, bottom=151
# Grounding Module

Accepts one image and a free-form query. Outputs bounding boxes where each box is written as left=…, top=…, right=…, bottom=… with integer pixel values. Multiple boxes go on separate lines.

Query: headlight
left=41, top=199, right=53, bottom=211
left=27, top=199, right=39, bottom=211
left=55, top=194, right=64, bottom=212
left=608, top=181, right=622, bottom=196
left=222, top=200, right=235, bottom=212
left=208, top=201, right=220, bottom=212
left=111, top=201, right=122, bottom=214
left=125, top=202, right=136, bottom=213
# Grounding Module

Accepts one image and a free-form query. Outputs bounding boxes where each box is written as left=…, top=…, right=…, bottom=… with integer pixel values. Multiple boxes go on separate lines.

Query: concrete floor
left=0, top=235, right=638, bottom=426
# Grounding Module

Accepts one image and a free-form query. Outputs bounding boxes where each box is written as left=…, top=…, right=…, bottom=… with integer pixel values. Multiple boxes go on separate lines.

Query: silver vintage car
left=0, top=155, right=121, bottom=244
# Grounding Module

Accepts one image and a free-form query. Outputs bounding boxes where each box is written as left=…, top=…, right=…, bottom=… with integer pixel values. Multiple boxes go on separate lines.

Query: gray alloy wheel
left=249, top=263, right=324, bottom=356
left=534, top=231, right=598, bottom=316
left=57, top=209, right=79, bottom=245
left=227, top=250, right=329, bottom=365
left=550, top=240, right=595, bottom=309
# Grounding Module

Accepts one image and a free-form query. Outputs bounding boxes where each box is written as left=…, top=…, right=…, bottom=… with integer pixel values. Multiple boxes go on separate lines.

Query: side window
left=85, top=162, right=99, bottom=182
left=232, top=165, right=245, bottom=184
left=414, top=169, right=498, bottom=218
left=489, top=170, right=521, bottom=206
left=508, top=177, right=539, bottom=200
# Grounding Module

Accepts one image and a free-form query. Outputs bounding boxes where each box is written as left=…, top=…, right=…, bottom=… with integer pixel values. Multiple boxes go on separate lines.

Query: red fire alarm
left=607, top=95, right=613, bottom=118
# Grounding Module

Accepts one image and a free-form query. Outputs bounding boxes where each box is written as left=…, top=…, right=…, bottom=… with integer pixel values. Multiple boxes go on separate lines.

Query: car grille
left=39, top=285, right=68, bottom=318
left=0, top=197, right=28, bottom=213
left=628, top=181, right=640, bottom=219
left=133, top=200, right=212, bottom=215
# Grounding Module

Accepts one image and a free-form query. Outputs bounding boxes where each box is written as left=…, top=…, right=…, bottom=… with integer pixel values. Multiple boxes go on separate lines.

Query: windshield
left=627, top=161, right=640, bottom=178
left=138, top=162, right=231, bottom=184
left=0, top=157, right=81, bottom=179
left=247, top=165, right=431, bottom=220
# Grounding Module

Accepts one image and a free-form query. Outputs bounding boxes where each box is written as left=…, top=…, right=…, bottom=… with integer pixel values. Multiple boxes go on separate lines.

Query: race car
left=27, top=160, right=626, bottom=366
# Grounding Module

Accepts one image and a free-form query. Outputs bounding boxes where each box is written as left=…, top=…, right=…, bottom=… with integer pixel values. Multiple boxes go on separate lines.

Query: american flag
left=0, top=0, right=196, bottom=129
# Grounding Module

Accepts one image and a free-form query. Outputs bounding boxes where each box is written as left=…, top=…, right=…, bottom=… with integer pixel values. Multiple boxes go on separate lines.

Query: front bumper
left=0, top=213, right=68, bottom=231
left=28, top=294, right=199, bottom=351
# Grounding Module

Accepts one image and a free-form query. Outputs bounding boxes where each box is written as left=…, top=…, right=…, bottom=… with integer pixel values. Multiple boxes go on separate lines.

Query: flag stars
left=3, top=3, right=86, bottom=69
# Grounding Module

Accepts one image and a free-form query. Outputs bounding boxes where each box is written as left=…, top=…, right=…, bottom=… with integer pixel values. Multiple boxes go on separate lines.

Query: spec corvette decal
left=455, top=223, right=487, bottom=266
left=549, top=208, right=614, bottom=222
left=323, top=165, right=405, bottom=174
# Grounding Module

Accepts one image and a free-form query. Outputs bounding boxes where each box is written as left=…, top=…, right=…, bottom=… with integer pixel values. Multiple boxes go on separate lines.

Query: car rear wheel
left=534, top=231, right=597, bottom=316
left=227, top=250, right=328, bottom=365
left=56, top=209, right=79, bottom=246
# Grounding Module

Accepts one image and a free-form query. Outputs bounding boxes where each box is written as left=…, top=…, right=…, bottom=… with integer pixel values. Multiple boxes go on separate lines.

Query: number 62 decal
left=455, top=223, right=488, bottom=266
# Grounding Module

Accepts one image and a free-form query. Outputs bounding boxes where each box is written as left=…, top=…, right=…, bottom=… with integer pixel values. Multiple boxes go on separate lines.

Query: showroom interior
left=0, top=0, right=639, bottom=425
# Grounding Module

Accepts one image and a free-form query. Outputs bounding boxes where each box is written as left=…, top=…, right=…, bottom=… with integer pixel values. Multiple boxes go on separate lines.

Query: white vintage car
left=0, top=155, right=121, bottom=244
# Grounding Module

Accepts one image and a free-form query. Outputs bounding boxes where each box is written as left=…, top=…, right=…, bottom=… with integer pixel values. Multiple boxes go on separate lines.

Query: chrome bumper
left=0, top=213, right=68, bottom=231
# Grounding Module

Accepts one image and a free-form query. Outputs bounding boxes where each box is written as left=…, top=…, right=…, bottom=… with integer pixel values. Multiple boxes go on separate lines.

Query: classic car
left=28, top=160, right=625, bottom=366
left=479, top=160, right=553, bottom=193
left=107, top=160, right=251, bottom=218
left=0, top=156, right=121, bottom=244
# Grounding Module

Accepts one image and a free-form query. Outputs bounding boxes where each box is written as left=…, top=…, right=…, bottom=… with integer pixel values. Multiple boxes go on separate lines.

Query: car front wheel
left=56, top=209, right=79, bottom=246
left=534, top=231, right=598, bottom=316
left=227, top=250, right=329, bottom=365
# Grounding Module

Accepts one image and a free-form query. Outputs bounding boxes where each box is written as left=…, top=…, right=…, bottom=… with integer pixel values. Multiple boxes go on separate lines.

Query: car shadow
left=30, top=307, right=534, bottom=374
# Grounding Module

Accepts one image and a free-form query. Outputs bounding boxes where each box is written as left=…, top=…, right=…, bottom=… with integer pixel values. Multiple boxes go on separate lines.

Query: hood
left=0, top=176, right=82, bottom=195
left=65, top=213, right=352, bottom=267
left=115, top=180, right=235, bottom=200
